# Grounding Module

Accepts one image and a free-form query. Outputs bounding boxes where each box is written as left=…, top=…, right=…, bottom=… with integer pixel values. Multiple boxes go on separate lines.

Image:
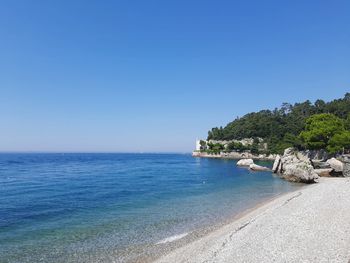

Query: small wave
left=156, top=232, right=189, bottom=244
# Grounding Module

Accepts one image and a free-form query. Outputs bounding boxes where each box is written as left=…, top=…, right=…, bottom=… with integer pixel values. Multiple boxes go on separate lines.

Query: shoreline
left=154, top=177, right=350, bottom=263
left=192, top=151, right=276, bottom=161
left=133, top=184, right=302, bottom=263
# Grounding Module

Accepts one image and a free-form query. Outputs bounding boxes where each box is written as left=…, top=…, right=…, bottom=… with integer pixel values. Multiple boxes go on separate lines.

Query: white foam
left=156, top=232, right=189, bottom=244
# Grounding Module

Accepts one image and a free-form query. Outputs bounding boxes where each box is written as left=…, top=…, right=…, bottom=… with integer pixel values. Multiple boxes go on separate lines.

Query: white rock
left=237, top=159, right=254, bottom=166
left=339, top=155, right=350, bottom=177
left=283, top=147, right=295, bottom=156
left=276, top=148, right=318, bottom=183
left=283, top=163, right=319, bottom=183
left=343, top=162, right=350, bottom=177
left=326, top=158, right=344, bottom=172
left=249, top=163, right=270, bottom=171
left=272, top=155, right=281, bottom=173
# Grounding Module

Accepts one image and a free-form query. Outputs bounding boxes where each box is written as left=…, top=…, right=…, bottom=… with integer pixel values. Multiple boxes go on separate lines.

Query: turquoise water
left=0, top=153, right=301, bottom=262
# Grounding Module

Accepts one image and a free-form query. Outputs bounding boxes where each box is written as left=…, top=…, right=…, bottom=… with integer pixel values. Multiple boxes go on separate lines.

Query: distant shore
left=155, top=177, right=350, bottom=263
left=192, top=151, right=276, bottom=161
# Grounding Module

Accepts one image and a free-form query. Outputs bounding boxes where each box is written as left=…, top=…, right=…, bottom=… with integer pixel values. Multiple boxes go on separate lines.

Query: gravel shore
left=155, top=177, right=350, bottom=263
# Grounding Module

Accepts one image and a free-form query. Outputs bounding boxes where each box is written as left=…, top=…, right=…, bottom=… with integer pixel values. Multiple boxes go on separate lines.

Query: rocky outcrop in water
left=237, top=159, right=254, bottom=166
left=249, top=163, right=271, bottom=171
left=273, top=148, right=319, bottom=183
left=237, top=159, right=270, bottom=171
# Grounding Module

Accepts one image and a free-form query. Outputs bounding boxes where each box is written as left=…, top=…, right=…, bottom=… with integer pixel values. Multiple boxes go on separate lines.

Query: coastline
left=133, top=186, right=300, bottom=263
left=192, top=151, right=276, bottom=161
left=154, top=177, right=350, bottom=263
left=132, top=180, right=301, bottom=263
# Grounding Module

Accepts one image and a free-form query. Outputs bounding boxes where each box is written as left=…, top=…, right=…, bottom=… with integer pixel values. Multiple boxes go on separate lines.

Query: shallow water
left=0, top=153, right=301, bottom=262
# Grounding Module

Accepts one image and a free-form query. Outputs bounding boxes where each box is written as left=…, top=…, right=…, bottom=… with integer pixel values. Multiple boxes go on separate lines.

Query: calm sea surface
left=0, top=153, right=301, bottom=262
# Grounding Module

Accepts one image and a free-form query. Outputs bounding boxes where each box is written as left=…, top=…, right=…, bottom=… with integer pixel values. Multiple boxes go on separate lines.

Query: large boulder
left=343, top=162, right=350, bottom=177
left=326, top=158, right=344, bottom=173
left=272, top=155, right=281, bottom=173
left=249, top=163, right=270, bottom=171
left=339, top=155, right=350, bottom=177
left=273, top=148, right=318, bottom=183
left=283, top=163, right=319, bottom=183
left=237, top=159, right=254, bottom=166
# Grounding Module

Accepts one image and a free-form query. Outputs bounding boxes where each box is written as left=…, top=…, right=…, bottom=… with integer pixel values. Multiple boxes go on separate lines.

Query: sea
left=0, top=153, right=302, bottom=262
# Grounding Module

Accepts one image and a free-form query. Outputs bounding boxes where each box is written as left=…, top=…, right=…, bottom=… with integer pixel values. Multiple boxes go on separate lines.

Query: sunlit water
left=0, top=153, right=301, bottom=262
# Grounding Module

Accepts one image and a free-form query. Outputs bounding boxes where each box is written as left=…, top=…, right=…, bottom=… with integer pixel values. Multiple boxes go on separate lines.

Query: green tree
left=283, top=133, right=303, bottom=149
left=249, top=138, right=260, bottom=154
left=345, top=113, right=350, bottom=130
left=226, top=142, right=236, bottom=151
left=299, top=113, right=345, bottom=150
left=235, top=142, right=246, bottom=152
left=207, top=142, right=224, bottom=154
left=327, top=131, right=350, bottom=154
left=227, top=141, right=247, bottom=152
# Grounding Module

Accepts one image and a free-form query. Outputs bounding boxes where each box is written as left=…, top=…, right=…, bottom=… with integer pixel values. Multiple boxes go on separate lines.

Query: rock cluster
left=273, top=148, right=319, bottom=183
left=237, top=150, right=349, bottom=183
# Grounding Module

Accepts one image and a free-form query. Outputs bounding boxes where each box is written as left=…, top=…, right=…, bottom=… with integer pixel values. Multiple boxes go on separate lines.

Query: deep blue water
left=0, top=153, right=301, bottom=262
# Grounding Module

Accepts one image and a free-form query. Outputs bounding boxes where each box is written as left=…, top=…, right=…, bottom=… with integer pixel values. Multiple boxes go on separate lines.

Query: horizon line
left=0, top=151, right=192, bottom=154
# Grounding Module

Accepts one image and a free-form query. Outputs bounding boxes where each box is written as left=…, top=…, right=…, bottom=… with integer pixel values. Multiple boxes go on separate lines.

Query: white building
left=195, top=139, right=201, bottom=151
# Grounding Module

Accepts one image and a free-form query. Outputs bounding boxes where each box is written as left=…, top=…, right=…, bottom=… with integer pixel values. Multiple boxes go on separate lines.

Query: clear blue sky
left=0, top=0, right=349, bottom=152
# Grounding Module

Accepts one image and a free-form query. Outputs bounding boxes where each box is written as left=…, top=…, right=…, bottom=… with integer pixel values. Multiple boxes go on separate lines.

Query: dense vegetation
left=207, top=93, right=350, bottom=154
left=203, top=139, right=262, bottom=155
left=300, top=113, right=350, bottom=154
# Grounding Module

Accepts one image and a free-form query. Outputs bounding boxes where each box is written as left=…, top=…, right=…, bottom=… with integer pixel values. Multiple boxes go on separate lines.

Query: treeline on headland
left=207, top=93, right=350, bottom=154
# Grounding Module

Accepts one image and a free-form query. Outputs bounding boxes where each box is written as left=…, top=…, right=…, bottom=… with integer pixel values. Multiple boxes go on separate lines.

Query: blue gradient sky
left=0, top=0, right=349, bottom=152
